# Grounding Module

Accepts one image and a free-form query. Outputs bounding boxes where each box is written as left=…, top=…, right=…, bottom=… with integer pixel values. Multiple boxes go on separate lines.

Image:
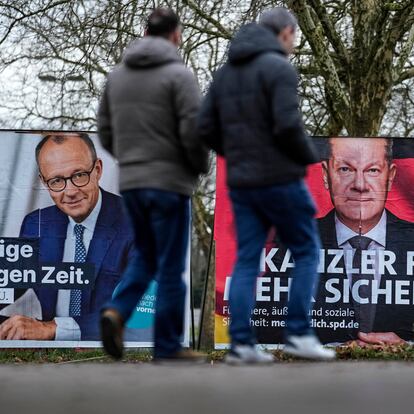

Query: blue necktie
left=69, top=224, right=86, bottom=317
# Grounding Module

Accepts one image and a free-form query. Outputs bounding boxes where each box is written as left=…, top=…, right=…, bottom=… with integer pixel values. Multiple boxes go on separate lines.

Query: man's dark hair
left=146, top=8, right=180, bottom=38
left=259, top=7, right=298, bottom=35
left=325, top=137, right=394, bottom=165
left=35, top=132, right=97, bottom=167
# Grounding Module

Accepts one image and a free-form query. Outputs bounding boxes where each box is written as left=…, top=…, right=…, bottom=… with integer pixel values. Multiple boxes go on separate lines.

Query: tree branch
left=382, top=3, right=414, bottom=54
left=398, top=67, right=414, bottom=82
left=288, top=0, right=350, bottom=130
left=308, top=0, right=350, bottom=68
left=393, top=14, right=414, bottom=82
left=181, top=0, right=232, bottom=40
left=0, top=0, right=73, bottom=45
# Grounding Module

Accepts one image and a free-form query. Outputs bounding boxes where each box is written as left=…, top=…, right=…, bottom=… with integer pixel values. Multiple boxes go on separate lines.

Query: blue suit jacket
left=19, top=189, right=135, bottom=340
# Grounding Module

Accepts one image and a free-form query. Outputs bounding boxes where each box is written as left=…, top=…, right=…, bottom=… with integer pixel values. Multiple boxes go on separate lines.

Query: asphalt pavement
left=1, top=361, right=413, bottom=414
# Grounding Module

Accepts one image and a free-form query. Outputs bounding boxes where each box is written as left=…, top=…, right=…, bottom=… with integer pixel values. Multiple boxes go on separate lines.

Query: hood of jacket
left=123, top=36, right=182, bottom=68
left=228, top=23, right=287, bottom=64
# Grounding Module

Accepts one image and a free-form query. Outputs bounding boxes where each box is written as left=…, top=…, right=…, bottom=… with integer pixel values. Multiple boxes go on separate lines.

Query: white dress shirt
left=54, top=191, right=102, bottom=340
left=335, top=210, right=386, bottom=285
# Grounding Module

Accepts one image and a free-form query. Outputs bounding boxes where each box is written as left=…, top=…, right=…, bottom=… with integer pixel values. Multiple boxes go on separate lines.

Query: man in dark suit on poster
left=0, top=133, right=135, bottom=341
left=316, top=137, right=414, bottom=345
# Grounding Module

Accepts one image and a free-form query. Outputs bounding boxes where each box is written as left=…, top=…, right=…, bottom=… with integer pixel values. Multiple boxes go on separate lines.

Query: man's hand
left=0, top=316, right=56, bottom=340
left=357, top=331, right=406, bottom=345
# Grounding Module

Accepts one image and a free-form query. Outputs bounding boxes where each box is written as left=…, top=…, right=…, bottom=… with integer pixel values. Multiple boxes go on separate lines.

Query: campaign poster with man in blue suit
left=0, top=131, right=190, bottom=347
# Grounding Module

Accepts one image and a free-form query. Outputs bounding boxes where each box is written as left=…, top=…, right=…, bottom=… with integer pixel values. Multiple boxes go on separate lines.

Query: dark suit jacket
left=316, top=209, right=414, bottom=343
left=19, top=189, right=135, bottom=341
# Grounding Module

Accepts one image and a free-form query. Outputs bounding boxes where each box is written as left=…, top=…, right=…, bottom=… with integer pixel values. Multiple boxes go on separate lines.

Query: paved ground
left=1, top=361, right=413, bottom=414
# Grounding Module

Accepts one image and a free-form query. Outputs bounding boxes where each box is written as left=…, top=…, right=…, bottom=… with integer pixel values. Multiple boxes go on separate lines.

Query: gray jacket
left=98, top=36, right=208, bottom=195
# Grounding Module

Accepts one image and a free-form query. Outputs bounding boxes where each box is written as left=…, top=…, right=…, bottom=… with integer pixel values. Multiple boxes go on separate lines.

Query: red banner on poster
left=215, top=137, right=414, bottom=347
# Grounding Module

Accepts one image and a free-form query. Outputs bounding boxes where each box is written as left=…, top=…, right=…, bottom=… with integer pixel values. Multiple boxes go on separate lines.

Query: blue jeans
left=107, top=189, right=189, bottom=358
left=229, top=180, right=320, bottom=346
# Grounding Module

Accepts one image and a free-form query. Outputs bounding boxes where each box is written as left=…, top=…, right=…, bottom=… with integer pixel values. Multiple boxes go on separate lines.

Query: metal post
left=197, top=212, right=215, bottom=351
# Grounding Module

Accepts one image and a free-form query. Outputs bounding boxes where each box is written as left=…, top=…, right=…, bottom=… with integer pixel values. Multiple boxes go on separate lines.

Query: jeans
left=107, top=189, right=190, bottom=358
left=228, top=179, right=320, bottom=346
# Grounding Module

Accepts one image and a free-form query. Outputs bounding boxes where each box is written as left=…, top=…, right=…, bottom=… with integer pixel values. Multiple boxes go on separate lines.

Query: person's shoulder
left=167, top=63, right=197, bottom=84
left=317, top=209, right=335, bottom=226
left=258, top=53, right=297, bottom=82
left=100, top=190, right=132, bottom=233
left=386, top=210, right=414, bottom=231
left=316, top=210, right=337, bottom=246
left=101, top=189, right=122, bottom=203
left=23, top=204, right=61, bottom=223
left=105, top=64, right=124, bottom=82
left=206, top=65, right=228, bottom=93
left=20, top=205, right=63, bottom=237
left=385, top=210, right=414, bottom=250
left=100, top=189, right=124, bottom=218
left=259, top=51, right=294, bottom=69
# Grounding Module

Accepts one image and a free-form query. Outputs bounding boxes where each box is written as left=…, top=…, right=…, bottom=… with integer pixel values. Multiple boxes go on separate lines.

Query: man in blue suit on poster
left=0, top=133, right=136, bottom=341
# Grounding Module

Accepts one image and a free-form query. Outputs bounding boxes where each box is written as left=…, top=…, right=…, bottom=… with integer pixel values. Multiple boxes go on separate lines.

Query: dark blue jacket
left=19, top=189, right=135, bottom=340
left=198, top=23, right=317, bottom=188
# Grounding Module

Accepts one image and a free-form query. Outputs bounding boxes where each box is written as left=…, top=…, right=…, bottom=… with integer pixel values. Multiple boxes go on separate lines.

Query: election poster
left=215, top=137, right=414, bottom=348
left=0, top=130, right=190, bottom=348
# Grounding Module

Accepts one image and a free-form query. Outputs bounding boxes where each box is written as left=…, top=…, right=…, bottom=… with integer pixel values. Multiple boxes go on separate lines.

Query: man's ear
left=169, top=29, right=181, bottom=47
left=387, top=163, right=397, bottom=192
left=279, top=27, right=290, bottom=43
left=95, top=159, right=103, bottom=181
left=39, top=173, right=47, bottom=187
left=322, top=161, right=329, bottom=190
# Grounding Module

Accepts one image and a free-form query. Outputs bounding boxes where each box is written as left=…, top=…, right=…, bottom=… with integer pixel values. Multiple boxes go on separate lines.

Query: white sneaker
left=284, top=335, right=336, bottom=361
left=225, top=345, right=275, bottom=365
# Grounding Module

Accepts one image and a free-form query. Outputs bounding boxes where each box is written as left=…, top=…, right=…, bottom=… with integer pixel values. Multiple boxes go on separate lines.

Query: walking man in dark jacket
left=98, top=8, right=208, bottom=361
left=199, top=7, right=335, bottom=363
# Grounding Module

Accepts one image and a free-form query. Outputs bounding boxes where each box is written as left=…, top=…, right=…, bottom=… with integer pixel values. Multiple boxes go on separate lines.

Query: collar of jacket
left=123, top=36, right=182, bottom=68
left=228, top=23, right=287, bottom=64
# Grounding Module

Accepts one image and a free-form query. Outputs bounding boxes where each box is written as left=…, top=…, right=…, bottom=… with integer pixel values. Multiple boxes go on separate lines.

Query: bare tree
left=2, top=1, right=414, bottom=134
left=288, top=0, right=414, bottom=136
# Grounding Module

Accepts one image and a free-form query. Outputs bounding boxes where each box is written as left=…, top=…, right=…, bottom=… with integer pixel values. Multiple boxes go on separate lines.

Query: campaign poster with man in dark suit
left=0, top=131, right=182, bottom=346
left=214, top=137, right=414, bottom=348
left=314, top=137, right=414, bottom=345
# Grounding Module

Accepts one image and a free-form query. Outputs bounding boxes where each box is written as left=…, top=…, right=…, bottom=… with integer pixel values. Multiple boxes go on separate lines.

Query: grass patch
left=1, top=344, right=414, bottom=364
left=335, top=343, right=414, bottom=361
left=211, top=344, right=414, bottom=362
left=0, top=349, right=152, bottom=364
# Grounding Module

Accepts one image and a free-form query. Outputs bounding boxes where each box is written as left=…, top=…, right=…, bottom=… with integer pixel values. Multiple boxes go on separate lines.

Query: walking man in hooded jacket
left=198, top=7, right=335, bottom=363
left=98, top=8, right=208, bottom=361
